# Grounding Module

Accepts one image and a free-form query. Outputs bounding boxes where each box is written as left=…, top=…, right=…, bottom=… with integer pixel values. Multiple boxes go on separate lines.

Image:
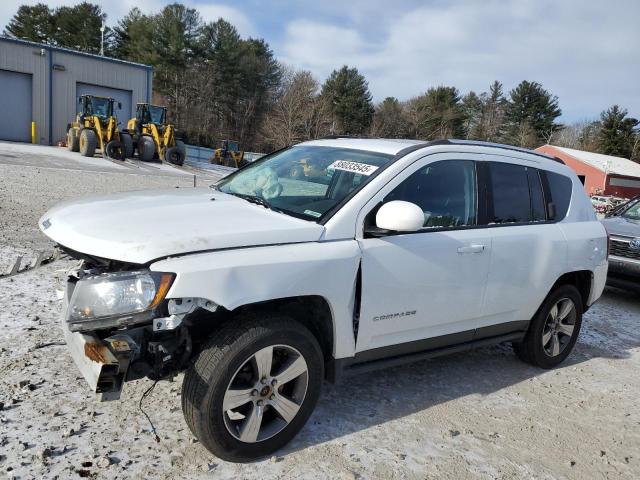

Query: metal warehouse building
left=0, top=36, right=152, bottom=145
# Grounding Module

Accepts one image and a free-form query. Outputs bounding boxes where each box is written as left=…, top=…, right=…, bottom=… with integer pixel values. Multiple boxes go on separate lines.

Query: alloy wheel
left=222, top=344, right=309, bottom=443
left=542, top=297, right=577, bottom=357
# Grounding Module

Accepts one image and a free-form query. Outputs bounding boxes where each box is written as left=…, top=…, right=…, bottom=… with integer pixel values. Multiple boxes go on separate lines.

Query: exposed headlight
left=67, top=271, right=174, bottom=331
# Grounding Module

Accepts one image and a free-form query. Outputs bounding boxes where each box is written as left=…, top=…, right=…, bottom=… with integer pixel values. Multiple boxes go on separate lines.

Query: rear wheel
left=67, top=128, right=79, bottom=152
left=176, top=140, right=186, bottom=157
left=120, top=133, right=134, bottom=158
left=105, top=140, right=124, bottom=160
left=165, top=146, right=185, bottom=166
left=138, top=136, right=155, bottom=161
left=181, top=315, right=323, bottom=462
left=513, top=284, right=582, bottom=368
left=79, top=129, right=97, bottom=157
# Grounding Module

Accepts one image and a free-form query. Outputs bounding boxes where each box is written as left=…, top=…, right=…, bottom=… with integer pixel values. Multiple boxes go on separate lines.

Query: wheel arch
left=548, top=270, right=593, bottom=312
left=183, top=295, right=336, bottom=380
left=231, top=295, right=335, bottom=378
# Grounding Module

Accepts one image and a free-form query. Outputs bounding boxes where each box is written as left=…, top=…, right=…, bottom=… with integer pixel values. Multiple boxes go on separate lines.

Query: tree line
left=4, top=2, right=639, bottom=160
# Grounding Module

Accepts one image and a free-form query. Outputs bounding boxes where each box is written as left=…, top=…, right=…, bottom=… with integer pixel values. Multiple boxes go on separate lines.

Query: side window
left=488, top=162, right=531, bottom=223
left=385, top=160, right=477, bottom=228
left=527, top=168, right=547, bottom=221
left=545, top=171, right=573, bottom=220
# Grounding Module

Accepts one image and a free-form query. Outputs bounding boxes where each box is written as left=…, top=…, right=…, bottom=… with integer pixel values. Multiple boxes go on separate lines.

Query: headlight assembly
left=67, top=271, right=174, bottom=331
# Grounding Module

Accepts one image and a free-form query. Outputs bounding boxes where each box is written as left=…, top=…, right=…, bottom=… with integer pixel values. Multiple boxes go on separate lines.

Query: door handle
left=457, top=244, right=485, bottom=254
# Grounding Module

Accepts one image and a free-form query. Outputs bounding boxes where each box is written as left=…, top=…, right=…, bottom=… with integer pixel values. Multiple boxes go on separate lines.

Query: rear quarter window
left=545, top=171, right=573, bottom=220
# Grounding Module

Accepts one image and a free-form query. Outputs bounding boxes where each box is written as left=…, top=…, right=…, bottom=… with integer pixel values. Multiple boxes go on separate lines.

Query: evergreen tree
left=152, top=3, right=202, bottom=126
left=112, top=8, right=156, bottom=63
left=53, top=3, right=110, bottom=53
left=321, top=66, right=374, bottom=134
left=3, top=3, right=54, bottom=44
left=370, top=97, right=408, bottom=138
left=505, top=81, right=561, bottom=148
left=597, top=105, right=639, bottom=159
left=409, top=86, right=465, bottom=140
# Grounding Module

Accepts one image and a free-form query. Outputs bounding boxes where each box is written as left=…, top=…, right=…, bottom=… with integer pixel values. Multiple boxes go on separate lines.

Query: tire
left=67, top=128, right=79, bottom=152
left=138, top=136, right=155, bottom=161
left=165, top=146, right=185, bottom=166
left=104, top=140, right=124, bottom=160
left=181, top=314, right=324, bottom=462
left=79, top=129, right=97, bottom=157
left=513, top=284, right=583, bottom=369
left=120, top=133, right=134, bottom=158
left=176, top=140, right=186, bottom=156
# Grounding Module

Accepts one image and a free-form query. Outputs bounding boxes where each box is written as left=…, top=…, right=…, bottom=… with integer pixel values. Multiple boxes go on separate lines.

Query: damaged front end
left=61, top=251, right=216, bottom=401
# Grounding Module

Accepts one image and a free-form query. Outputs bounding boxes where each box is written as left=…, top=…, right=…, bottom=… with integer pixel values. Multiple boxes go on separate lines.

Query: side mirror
left=375, top=201, right=424, bottom=232
left=78, top=97, right=82, bottom=104
left=118, top=102, right=122, bottom=110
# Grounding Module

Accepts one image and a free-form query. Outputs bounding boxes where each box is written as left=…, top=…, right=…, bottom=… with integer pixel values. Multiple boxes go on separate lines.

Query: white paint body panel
left=39, top=188, right=324, bottom=264
left=40, top=139, right=609, bottom=361
left=151, top=241, right=361, bottom=358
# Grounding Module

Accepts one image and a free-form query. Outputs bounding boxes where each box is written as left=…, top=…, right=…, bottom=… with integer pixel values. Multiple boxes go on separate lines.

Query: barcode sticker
left=329, top=160, right=379, bottom=176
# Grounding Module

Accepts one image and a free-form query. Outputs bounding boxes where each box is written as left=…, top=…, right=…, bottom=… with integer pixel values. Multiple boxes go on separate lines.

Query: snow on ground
left=0, top=143, right=639, bottom=479
left=0, top=141, right=221, bottom=178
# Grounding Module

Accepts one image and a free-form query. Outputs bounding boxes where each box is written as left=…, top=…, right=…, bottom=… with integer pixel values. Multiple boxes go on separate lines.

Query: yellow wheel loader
left=67, top=95, right=124, bottom=160
left=210, top=140, right=245, bottom=168
left=123, top=103, right=186, bottom=166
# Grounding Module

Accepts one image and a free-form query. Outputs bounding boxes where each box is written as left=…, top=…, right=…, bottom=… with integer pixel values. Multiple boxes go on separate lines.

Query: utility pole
left=100, top=20, right=105, bottom=56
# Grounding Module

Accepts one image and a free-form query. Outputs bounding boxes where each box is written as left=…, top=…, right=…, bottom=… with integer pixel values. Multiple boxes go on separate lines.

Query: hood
left=39, top=188, right=325, bottom=264
left=600, top=215, right=640, bottom=238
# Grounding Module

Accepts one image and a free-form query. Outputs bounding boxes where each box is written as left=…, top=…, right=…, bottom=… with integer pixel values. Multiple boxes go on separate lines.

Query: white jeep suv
left=40, top=138, right=608, bottom=461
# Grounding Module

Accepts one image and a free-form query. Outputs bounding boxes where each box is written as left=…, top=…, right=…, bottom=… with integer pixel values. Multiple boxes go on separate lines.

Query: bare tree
left=261, top=67, right=331, bottom=149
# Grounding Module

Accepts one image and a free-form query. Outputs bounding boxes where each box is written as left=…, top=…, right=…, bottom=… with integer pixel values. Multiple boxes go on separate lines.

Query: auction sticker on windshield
left=329, top=160, right=379, bottom=176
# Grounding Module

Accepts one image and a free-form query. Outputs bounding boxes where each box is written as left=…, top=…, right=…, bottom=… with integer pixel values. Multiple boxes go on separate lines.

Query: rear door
left=475, top=159, right=567, bottom=336
left=355, top=154, right=492, bottom=355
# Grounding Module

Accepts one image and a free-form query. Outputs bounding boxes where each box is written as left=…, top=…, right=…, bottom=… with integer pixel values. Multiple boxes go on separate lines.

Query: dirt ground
left=0, top=143, right=639, bottom=479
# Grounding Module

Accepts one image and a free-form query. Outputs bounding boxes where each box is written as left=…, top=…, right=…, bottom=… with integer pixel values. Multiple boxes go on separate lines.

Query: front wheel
left=181, top=315, right=324, bottom=462
left=513, top=284, right=583, bottom=369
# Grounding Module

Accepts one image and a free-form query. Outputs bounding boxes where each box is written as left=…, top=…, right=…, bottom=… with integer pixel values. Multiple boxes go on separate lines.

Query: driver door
left=355, top=154, right=492, bottom=355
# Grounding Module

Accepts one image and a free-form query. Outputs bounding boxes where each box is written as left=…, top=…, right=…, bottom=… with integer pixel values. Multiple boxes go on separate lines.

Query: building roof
left=546, top=145, right=640, bottom=178
left=0, top=35, right=152, bottom=70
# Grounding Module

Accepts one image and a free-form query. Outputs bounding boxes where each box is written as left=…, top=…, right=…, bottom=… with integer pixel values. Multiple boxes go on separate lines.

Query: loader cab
left=79, top=95, right=118, bottom=124
left=136, top=103, right=167, bottom=128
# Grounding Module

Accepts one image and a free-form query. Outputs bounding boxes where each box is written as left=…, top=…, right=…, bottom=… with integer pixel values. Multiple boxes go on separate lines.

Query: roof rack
left=315, top=137, right=565, bottom=164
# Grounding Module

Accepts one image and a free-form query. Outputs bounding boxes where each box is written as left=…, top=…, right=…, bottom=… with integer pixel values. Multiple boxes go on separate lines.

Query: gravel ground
left=0, top=143, right=639, bottom=479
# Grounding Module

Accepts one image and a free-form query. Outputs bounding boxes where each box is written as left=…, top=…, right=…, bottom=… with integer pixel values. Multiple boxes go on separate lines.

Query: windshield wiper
left=237, top=193, right=271, bottom=209
left=232, top=192, right=287, bottom=212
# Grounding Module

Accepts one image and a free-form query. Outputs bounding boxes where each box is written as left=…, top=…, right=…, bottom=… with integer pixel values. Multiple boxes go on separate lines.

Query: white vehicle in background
left=39, top=138, right=608, bottom=462
left=591, top=195, right=614, bottom=213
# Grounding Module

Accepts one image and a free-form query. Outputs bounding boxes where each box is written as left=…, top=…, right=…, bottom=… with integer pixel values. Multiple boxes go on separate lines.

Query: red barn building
left=536, top=145, right=640, bottom=198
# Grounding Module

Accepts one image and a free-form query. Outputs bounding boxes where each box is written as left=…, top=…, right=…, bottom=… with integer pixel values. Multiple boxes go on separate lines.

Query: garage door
left=76, top=83, right=133, bottom=124
left=0, top=70, right=32, bottom=142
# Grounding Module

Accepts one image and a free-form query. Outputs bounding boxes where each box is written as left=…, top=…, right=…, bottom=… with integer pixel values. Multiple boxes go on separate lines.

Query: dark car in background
left=601, top=196, right=640, bottom=292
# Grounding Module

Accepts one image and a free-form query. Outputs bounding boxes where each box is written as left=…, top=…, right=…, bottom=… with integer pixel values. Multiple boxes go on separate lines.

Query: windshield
left=622, top=199, right=640, bottom=220
left=216, top=146, right=394, bottom=221
left=148, top=105, right=166, bottom=124
left=88, top=98, right=112, bottom=118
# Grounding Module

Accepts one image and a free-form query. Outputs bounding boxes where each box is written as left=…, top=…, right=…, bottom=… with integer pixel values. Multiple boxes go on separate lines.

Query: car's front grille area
left=610, top=239, right=640, bottom=260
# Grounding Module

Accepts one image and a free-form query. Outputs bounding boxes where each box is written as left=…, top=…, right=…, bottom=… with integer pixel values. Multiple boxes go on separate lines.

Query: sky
left=1, top=0, right=638, bottom=123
